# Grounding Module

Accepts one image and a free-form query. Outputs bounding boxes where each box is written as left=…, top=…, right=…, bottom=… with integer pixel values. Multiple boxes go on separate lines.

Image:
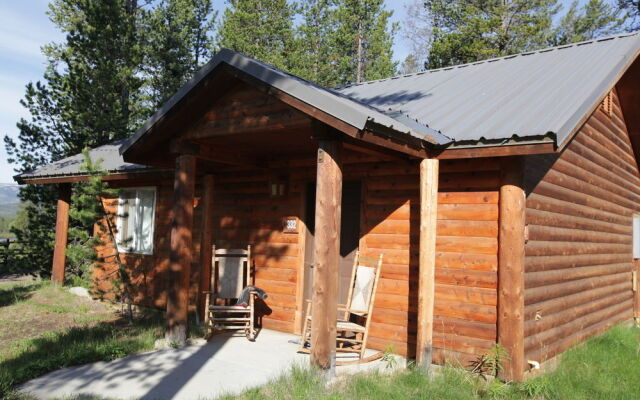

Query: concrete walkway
left=20, top=329, right=400, bottom=400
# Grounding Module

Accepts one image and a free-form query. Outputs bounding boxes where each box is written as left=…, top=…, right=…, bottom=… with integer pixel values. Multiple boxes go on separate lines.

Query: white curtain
left=117, top=188, right=156, bottom=254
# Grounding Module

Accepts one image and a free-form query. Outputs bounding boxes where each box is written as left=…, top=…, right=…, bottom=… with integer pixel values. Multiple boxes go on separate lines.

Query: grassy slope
left=0, top=281, right=165, bottom=399
left=0, top=280, right=638, bottom=400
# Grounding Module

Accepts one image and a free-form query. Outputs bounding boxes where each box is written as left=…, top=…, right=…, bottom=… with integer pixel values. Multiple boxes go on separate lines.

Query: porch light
left=269, top=174, right=289, bottom=197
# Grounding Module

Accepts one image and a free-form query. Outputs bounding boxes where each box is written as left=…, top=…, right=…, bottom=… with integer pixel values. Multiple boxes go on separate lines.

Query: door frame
left=295, top=179, right=365, bottom=334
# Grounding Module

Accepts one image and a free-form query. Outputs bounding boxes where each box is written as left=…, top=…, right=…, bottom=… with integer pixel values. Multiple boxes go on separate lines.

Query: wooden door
left=303, top=181, right=362, bottom=306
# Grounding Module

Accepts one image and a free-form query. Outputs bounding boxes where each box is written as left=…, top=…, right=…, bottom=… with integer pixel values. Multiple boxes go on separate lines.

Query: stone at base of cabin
left=68, top=286, right=91, bottom=298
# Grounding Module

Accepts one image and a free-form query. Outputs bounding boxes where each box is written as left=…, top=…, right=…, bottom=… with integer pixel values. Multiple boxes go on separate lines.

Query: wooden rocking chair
left=203, top=246, right=258, bottom=341
left=299, top=252, right=384, bottom=365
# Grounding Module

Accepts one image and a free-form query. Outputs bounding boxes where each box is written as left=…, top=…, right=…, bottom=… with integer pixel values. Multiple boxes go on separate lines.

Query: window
left=117, top=188, right=156, bottom=255
left=634, top=215, right=640, bottom=259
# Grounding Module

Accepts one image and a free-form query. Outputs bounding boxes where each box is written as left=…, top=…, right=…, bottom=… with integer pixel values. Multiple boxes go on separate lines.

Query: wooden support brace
left=634, top=261, right=640, bottom=323
left=497, top=156, right=526, bottom=382
left=52, top=183, right=71, bottom=285
left=166, top=154, right=196, bottom=345
left=417, top=159, right=439, bottom=371
left=310, top=137, right=343, bottom=375
left=198, top=174, right=215, bottom=322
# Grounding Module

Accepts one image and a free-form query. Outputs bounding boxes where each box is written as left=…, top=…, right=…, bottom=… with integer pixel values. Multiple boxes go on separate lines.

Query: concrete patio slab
left=20, top=329, right=402, bottom=400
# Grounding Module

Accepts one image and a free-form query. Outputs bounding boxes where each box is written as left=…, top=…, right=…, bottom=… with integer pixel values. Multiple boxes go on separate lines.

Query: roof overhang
left=121, top=49, right=450, bottom=164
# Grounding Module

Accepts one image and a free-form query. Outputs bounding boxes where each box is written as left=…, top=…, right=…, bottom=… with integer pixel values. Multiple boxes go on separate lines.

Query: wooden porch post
left=52, top=183, right=71, bottom=285
left=166, top=153, right=196, bottom=345
left=498, top=156, right=526, bottom=382
left=310, top=138, right=343, bottom=374
left=634, top=260, right=639, bottom=324
left=417, top=158, right=439, bottom=370
left=198, top=174, right=215, bottom=321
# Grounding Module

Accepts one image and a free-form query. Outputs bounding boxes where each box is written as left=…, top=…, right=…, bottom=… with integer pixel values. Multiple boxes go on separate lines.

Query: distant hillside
left=0, top=184, right=20, bottom=218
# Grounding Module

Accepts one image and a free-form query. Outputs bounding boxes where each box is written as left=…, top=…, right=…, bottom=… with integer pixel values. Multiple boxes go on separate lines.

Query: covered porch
left=115, top=51, right=443, bottom=374
left=33, top=48, right=524, bottom=378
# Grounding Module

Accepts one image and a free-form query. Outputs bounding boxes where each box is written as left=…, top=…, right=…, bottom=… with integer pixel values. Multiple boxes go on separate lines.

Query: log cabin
left=14, top=32, right=640, bottom=381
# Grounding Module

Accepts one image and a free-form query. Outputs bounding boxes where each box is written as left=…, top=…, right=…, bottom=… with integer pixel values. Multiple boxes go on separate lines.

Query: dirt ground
left=0, top=281, right=116, bottom=356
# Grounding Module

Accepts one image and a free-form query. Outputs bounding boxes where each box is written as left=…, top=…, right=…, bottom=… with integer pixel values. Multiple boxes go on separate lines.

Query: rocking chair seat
left=304, top=315, right=364, bottom=332
left=337, top=321, right=366, bottom=332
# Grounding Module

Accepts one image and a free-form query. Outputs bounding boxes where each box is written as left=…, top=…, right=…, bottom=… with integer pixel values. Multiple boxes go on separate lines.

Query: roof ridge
left=336, top=31, right=640, bottom=90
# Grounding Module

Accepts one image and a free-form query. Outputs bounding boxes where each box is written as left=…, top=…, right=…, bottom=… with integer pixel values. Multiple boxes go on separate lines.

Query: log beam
left=634, top=260, right=640, bottom=323
left=417, top=158, right=439, bottom=370
left=497, top=157, right=526, bottom=381
left=310, top=137, right=343, bottom=374
left=166, top=154, right=196, bottom=344
left=51, top=183, right=71, bottom=285
left=198, top=174, right=215, bottom=321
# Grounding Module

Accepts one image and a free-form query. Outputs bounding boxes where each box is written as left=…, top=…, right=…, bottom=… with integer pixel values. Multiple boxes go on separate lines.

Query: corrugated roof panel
left=336, top=32, right=640, bottom=147
left=120, top=49, right=451, bottom=156
left=15, top=140, right=151, bottom=182
left=16, top=33, right=640, bottom=183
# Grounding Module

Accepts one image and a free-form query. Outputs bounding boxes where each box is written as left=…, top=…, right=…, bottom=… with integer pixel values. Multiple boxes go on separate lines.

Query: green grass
left=223, top=324, right=640, bottom=400
left=1, top=280, right=638, bottom=400
left=0, top=280, right=166, bottom=399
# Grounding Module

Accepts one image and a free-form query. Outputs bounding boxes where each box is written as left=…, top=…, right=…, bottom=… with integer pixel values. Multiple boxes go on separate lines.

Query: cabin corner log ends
left=310, top=138, right=343, bottom=373
left=52, top=183, right=71, bottom=285
left=417, top=158, right=439, bottom=370
left=498, top=157, right=526, bottom=381
left=166, top=154, right=196, bottom=344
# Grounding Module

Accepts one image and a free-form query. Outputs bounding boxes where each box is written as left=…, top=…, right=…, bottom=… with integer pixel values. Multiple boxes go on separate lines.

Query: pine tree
left=142, top=0, right=217, bottom=108
left=553, top=0, right=624, bottom=45
left=291, top=0, right=339, bottom=86
left=400, top=54, right=423, bottom=75
left=4, top=0, right=144, bottom=275
left=332, top=0, right=398, bottom=85
left=218, top=0, right=296, bottom=71
left=618, top=0, right=640, bottom=30
left=421, top=0, right=560, bottom=69
left=4, top=0, right=217, bottom=277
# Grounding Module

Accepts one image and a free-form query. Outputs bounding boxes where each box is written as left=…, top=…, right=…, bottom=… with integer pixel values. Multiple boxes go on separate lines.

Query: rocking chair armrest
left=338, top=306, right=369, bottom=315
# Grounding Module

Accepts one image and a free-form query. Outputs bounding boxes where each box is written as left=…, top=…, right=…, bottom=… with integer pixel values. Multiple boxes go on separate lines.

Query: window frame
left=633, top=214, right=640, bottom=259
left=116, top=186, right=157, bottom=256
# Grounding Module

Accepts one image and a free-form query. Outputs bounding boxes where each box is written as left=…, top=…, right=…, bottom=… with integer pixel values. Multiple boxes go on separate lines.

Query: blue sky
left=0, top=0, right=579, bottom=183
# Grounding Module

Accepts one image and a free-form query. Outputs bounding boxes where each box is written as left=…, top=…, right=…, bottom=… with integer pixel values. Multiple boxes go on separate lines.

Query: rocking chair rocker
left=203, top=246, right=258, bottom=341
left=299, top=251, right=384, bottom=365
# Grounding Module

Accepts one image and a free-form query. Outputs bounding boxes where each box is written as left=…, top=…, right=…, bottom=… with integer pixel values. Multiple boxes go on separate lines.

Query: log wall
left=94, top=180, right=175, bottom=309
left=357, top=158, right=500, bottom=363
left=93, top=154, right=501, bottom=361
left=523, top=88, right=640, bottom=365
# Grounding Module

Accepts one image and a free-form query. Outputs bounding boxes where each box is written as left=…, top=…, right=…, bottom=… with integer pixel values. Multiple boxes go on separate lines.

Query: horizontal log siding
left=211, top=171, right=303, bottom=333
left=95, top=175, right=302, bottom=332
left=94, top=181, right=174, bottom=309
left=94, top=153, right=501, bottom=362
left=524, top=89, right=640, bottom=365
left=359, top=158, right=500, bottom=362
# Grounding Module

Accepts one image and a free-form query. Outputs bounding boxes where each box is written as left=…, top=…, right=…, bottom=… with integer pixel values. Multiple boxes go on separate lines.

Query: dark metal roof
left=120, top=49, right=451, bottom=156
left=14, top=140, right=152, bottom=183
left=336, top=32, right=640, bottom=149
left=16, top=33, right=640, bottom=183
